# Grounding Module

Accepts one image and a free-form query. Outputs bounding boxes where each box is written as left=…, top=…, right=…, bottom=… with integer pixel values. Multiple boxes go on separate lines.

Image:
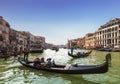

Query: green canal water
left=0, top=49, right=120, bottom=84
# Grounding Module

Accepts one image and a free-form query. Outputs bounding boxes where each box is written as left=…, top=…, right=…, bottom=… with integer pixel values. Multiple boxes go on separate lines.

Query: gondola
left=51, top=47, right=59, bottom=52
left=30, top=48, right=44, bottom=53
left=68, top=50, right=92, bottom=58
left=17, top=53, right=111, bottom=74
left=97, top=48, right=112, bottom=52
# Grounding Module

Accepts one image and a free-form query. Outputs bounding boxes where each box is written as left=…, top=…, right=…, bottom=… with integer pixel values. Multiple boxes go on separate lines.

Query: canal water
left=0, top=49, right=120, bottom=84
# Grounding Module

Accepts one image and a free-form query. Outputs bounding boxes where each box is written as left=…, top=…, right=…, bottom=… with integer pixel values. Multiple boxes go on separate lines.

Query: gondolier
left=71, top=46, right=75, bottom=54
left=13, top=45, right=18, bottom=61
left=23, top=45, right=30, bottom=62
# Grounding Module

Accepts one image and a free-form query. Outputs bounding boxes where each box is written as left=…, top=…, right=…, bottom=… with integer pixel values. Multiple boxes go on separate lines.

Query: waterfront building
left=67, top=37, right=85, bottom=48
left=45, top=43, right=53, bottom=49
left=28, top=32, right=35, bottom=45
left=9, top=28, right=17, bottom=46
left=95, top=18, right=120, bottom=48
left=34, top=36, right=45, bottom=48
left=77, top=37, right=85, bottom=48
left=85, top=33, right=95, bottom=49
left=19, top=31, right=34, bottom=46
left=0, top=16, right=10, bottom=47
left=68, top=39, right=78, bottom=48
left=16, top=31, right=27, bottom=51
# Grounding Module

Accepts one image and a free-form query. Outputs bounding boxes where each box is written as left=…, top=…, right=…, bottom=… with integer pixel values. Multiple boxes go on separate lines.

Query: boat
left=17, top=53, right=111, bottom=74
left=68, top=50, right=92, bottom=58
left=112, top=48, right=120, bottom=52
left=30, top=44, right=44, bottom=53
left=112, top=49, right=120, bottom=52
left=97, top=48, right=112, bottom=52
left=30, top=48, right=44, bottom=53
left=51, top=47, right=59, bottom=52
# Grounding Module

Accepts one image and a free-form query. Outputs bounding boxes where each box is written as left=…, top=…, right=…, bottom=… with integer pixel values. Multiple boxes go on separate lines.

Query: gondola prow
left=106, top=53, right=112, bottom=67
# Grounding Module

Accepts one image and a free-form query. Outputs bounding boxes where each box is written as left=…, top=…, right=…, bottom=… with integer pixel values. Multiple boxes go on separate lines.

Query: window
left=112, top=33, right=114, bottom=37
left=112, top=27, right=114, bottom=31
left=112, top=40, right=114, bottom=44
left=115, top=39, right=117, bottom=43
left=115, top=32, right=117, bottom=36
left=115, top=27, right=117, bottom=30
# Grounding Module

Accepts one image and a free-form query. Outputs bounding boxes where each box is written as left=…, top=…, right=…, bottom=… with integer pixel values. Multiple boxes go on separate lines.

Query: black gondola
left=68, top=50, right=92, bottom=58
left=51, top=47, right=59, bottom=52
left=97, top=48, right=112, bottom=52
left=17, top=53, right=111, bottom=74
left=30, top=48, right=44, bottom=53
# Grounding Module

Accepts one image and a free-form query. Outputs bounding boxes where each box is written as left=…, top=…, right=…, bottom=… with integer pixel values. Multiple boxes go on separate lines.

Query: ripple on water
left=0, top=49, right=119, bottom=84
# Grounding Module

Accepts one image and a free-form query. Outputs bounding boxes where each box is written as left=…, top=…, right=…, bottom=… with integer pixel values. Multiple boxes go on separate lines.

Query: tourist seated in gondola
left=52, top=60, right=55, bottom=66
left=34, top=58, right=41, bottom=67
left=40, top=57, right=46, bottom=67
left=82, top=52, right=85, bottom=55
left=77, top=52, right=81, bottom=56
left=46, top=58, right=52, bottom=68
left=40, top=57, right=45, bottom=63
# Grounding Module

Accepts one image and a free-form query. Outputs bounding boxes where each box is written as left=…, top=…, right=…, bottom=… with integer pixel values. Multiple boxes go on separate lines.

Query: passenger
left=52, top=60, right=55, bottom=66
left=46, top=58, right=52, bottom=68
left=41, top=57, right=45, bottom=63
left=40, top=57, right=46, bottom=67
left=77, top=52, right=81, bottom=56
left=82, top=52, right=85, bottom=55
left=23, top=45, right=29, bottom=62
left=34, top=58, right=41, bottom=67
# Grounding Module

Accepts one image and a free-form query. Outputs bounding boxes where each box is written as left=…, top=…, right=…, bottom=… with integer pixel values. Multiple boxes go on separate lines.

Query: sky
left=0, top=0, right=120, bottom=45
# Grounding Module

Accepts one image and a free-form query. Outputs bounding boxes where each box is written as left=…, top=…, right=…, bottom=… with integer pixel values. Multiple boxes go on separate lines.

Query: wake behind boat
left=68, top=50, right=92, bottom=58
left=17, top=53, right=111, bottom=74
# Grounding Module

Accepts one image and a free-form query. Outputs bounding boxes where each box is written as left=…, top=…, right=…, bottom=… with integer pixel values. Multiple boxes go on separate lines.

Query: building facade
left=85, top=33, right=95, bottom=49
left=68, top=37, right=85, bottom=48
left=95, top=18, right=120, bottom=48
left=0, top=16, right=10, bottom=47
left=9, top=28, right=17, bottom=46
left=77, top=37, right=85, bottom=48
left=68, top=39, right=78, bottom=48
left=34, top=36, right=45, bottom=48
